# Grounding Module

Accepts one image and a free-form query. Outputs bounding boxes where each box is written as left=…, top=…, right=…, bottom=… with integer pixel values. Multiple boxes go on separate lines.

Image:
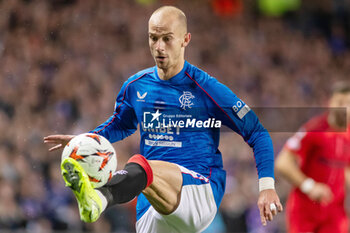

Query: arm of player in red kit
left=275, top=148, right=333, bottom=204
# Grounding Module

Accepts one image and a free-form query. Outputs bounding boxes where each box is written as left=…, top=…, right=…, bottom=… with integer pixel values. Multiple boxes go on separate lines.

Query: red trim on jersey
left=94, top=72, right=153, bottom=134
left=127, top=154, right=153, bottom=188
left=207, top=168, right=212, bottom=179
left=185, top=72, right=236, bottom=126
left=181, top=171, right=210, bottom=183
left=185, top=72, right=241, bottom=177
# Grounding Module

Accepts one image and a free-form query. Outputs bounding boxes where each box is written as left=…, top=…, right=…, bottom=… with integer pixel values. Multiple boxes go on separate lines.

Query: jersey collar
left=154, top=61, right=189, bottom=85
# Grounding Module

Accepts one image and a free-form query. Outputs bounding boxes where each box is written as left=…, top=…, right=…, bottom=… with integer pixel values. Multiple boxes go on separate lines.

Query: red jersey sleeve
left=284, top=128, right=314, bottom=160
left=284, top=114, right=329, bottom=160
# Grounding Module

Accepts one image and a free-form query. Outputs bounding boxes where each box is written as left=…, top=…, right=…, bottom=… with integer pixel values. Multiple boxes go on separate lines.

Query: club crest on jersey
left=137, top=91, right=147, bottom=102
left=179, top=91, right=195, bottom=110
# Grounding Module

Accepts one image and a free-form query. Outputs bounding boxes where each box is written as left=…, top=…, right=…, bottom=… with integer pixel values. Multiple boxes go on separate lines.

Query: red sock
left=127, top=154, right=153, bottom=188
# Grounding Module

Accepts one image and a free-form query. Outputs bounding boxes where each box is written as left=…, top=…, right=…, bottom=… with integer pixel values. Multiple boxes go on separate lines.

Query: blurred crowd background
left=0, top=0, right=349, bottom=232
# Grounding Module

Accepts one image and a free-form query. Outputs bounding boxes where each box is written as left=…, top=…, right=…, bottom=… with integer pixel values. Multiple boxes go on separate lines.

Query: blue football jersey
left=91, top=61, right=274, bottom=214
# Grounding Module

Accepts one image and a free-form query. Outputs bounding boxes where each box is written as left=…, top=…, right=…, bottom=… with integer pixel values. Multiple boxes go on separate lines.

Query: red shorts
left=286, top=193, right=348, bottom=233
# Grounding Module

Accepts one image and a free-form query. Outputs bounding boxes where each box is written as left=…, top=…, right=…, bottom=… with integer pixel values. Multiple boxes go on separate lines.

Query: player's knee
left=142, top=160, right=182, bottom=214
left=161, top=204, right=178, bottom=215
left=154, top=197, right=180, bottom=215
left=164, top=191, right=181, bottom=213
left=143, top=184, right=181, bottom=215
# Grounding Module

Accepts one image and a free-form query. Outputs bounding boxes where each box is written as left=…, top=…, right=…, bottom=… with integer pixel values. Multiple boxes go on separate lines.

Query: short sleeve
left=284, top=128, right=314, bottom=160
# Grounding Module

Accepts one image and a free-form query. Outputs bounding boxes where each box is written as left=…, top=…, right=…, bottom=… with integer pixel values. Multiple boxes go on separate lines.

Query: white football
left=61, top=133, right=117, bottom=188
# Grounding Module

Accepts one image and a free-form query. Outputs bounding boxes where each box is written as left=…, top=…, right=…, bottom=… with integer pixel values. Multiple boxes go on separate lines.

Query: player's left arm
left=202, top=76, right=282, bottom=225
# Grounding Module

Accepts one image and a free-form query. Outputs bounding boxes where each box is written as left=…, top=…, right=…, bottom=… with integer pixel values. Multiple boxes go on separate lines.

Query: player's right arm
left=90, top=79, right=138, bottom=142
left=90, top=83, right=137, bottom=143
left=276, top=143, right=333, bottom=204
left=44, top=134, right=75, bottom=152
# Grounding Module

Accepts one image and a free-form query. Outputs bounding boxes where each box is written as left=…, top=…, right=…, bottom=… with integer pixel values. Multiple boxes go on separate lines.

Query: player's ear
left=182, top=33, right=191, bottom=47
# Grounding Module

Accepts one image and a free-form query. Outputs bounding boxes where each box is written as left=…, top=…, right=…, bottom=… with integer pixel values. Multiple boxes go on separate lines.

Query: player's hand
left=43, top=135, right=75, bottom=152
left=306, top=182, right=333, bottom=205
left=257, top=189, right=283, bottom=226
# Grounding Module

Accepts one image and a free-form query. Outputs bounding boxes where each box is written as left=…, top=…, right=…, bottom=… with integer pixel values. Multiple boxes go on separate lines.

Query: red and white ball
left=62, top=133, right=117, bottom=188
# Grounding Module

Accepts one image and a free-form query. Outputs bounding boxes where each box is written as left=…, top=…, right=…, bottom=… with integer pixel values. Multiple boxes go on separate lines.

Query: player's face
left=329, top=92, right=350, bottom=123
left=148, top=16, right=189, bottom=70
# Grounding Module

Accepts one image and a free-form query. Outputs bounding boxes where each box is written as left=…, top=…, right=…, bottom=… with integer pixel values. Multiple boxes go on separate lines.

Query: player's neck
left=157, top=60, right=185, bottom=80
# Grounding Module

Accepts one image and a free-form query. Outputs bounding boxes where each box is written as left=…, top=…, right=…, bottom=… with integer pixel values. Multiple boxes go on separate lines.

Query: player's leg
left=61, top=158, right=103, bottom=222
left=285, top=196, right=319, bottom=233
left=136, top=165, right=218, bottom=233
left=98, top=154, right=182, bottom=214
left=142, top=160, right=182, bottom=214
left=62, top=154, right=183, bottom=222
left=106, top=156, right=219, bottom=232
left=61, top=154, right=153, bottom=222
left=62, top=154, right=218, bottom=232
left=318, top=207, right=348, bottom=233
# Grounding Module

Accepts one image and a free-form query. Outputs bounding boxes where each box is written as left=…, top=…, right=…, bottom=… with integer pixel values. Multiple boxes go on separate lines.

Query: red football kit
left=284, top=113, right=350, bottom=233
